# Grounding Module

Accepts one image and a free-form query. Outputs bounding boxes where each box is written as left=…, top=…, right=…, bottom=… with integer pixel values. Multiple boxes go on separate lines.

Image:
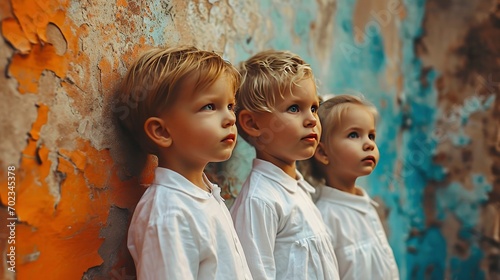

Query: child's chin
left=360, top=169, right=375, bottom=176
left=297, top=151, right=316, bottom=161
left=213, top=152, right=234, bottom=162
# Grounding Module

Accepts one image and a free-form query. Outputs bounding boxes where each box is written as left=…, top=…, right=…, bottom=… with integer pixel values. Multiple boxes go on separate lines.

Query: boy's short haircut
left=236, top=49, right=316, bottom=142
left=114, top=46, right=240, bottom=155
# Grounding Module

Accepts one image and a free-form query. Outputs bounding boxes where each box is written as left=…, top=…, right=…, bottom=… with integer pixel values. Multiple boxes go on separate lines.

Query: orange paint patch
left=16, top=144, right=54, bottom=227
left=60, top=141, right=114, bottom=189
left=28, top=104, right=48, bottom=141
left=0, top=0, right=13, bottom=20
left=2, top=18, right=31, bottom=54
left=10, top=0, right=69, bottom=44
left=2, top=104, right=53, bottom=227
left=16, top=145, right=111, bottom=278
left=116, top=0, right=128, bottom=8
left=6, top=0, right=83, bottom=96
left=52, top=155, right=109, bottom=235
left=9, top=44, right=68, bottom=94
left=17, top=218, right=104, bottom=279
left=2, top=104, right=109, bottom=279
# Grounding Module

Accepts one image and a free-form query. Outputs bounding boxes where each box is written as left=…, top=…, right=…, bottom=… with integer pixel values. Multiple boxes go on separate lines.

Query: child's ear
left=238, top=110, right=261, bottom=137
left=313, top=143, right=329, bottom=165
left=144, top=117, right=173, bottom=148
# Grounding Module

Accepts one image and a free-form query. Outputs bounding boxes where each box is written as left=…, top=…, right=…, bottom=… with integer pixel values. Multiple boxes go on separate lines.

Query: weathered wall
left=0, top=0, right=498, bottom=279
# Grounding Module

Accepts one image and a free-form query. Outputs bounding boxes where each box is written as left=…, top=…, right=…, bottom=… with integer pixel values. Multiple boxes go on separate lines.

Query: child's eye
left=348, top=132, right=359, bottom=138
left=311, top=105, right=319, bottom=113
left=288, top=105, right=299, bottom=113
left=228, top=103, right=235, bottom=111
left=369, top=133, right=376, bottom=140
left=202, top=104, right=215, bottom=110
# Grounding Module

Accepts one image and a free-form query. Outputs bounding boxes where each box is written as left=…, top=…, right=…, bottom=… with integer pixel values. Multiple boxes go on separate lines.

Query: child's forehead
left=189, top=74, right=236, bottom=99
left=337, top=105, right=376, bottom=126
left=324, top=104, right=368, bottom=125
left=276, top=77, right=318, bottom=99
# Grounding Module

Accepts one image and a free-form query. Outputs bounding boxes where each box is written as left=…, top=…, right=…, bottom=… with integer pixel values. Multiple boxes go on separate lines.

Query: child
left=115, top=46, right=252, bottom=279
left=230, top=50, right=340, bottom=280
left=303, top=94, right=399, bottom=279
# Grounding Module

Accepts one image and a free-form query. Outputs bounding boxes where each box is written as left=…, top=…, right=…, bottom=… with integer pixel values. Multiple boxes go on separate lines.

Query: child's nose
left=363, top=140, right=375, bottom=151
left=223, top=110, right=236, bottom=127
left=304, top=112, right=317, bottom=127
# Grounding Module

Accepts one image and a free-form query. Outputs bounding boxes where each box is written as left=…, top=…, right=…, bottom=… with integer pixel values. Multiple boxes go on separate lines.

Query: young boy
left=303, top=94, right=399, bottom=279
left=230, top=50, right=340, bottom=280
left=115, top=46, right=252, bottom=279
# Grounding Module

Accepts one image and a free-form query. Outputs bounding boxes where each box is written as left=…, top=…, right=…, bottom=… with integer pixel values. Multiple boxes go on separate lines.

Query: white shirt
left=230, top=159, right=340, bottom=280
left=127, top=167, right=252, bottom=280
left=316, top=186, right=399, bottom=280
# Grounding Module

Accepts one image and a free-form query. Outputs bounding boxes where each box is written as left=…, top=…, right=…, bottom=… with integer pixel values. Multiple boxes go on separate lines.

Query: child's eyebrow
left=286, top=96, right=319, bottom=104
left=342, top=126, right=376, bottom=132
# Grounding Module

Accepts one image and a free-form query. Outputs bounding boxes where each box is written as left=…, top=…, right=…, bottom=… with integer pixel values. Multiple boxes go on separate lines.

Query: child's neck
left=326, top=175, right=362, bottom=196
left=256, top=152, right=297, bottom=179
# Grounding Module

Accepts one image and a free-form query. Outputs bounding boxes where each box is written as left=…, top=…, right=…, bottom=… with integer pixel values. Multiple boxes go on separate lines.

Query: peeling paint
left=2, top=18, right=31, bottom=54
left=45, top=22, right=67, bottom=56
left=9, top=44, right=68, bottom=94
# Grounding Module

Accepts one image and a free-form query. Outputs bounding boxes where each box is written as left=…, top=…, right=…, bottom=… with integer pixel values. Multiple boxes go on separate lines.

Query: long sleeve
left=131, top=210, right=200, bottom=280
left=232, top=197, right=279, bottom=280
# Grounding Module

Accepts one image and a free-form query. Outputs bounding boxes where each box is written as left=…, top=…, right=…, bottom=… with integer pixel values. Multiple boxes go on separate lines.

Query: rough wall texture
left=0, top=0, right=498, bottom=279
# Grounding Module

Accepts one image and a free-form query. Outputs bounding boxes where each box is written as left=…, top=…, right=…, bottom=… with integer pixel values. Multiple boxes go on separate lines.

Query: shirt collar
left=252, top=159, right=316, bottom=194
left=319, top=185, right=378, bottom=214
left=153, top=167, right=223, bottom=202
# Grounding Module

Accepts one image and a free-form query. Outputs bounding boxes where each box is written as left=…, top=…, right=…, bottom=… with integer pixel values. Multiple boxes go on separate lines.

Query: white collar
left=318, top=185, right=378, bottom=214
left=153, top=167, right=224, bottom=202
left=252, top=159, right=316, bottom=194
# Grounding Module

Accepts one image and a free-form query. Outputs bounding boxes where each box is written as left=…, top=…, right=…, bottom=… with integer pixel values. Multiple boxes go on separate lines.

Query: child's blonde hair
left=114, top=46, right=240, bottom=155
left=236, top=50, right=316, bottom=142
left=299, top=94, right=379, bottom=185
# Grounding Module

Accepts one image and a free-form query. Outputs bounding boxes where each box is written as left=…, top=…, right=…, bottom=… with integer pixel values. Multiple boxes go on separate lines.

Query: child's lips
left=362, top=156, right=376, bottom=164
left=302, top=133, right=318, bottom=142
left=221, top=133, right=236, bottom=143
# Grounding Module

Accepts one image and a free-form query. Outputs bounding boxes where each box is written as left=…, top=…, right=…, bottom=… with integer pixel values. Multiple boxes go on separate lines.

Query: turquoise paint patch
left=407, top=100, right=436, bottom=126
left=269, top=1, right=318, bottom=64
left=406, top=227, right=446, bottom=280
left=404, top=132, right=447, bottom=183
left=436, top=178, right=491, bottom=228
left=450, top=246, right=486, bottom=280
left=294, top=9, right=312, bottom=41
left=364, top=31, right=386, bottom=72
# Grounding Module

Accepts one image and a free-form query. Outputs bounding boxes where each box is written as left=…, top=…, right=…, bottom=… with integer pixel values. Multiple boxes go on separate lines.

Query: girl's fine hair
left=298, top=94, right=379, bottom=186
left=114, top=45, right=240, bottom=154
